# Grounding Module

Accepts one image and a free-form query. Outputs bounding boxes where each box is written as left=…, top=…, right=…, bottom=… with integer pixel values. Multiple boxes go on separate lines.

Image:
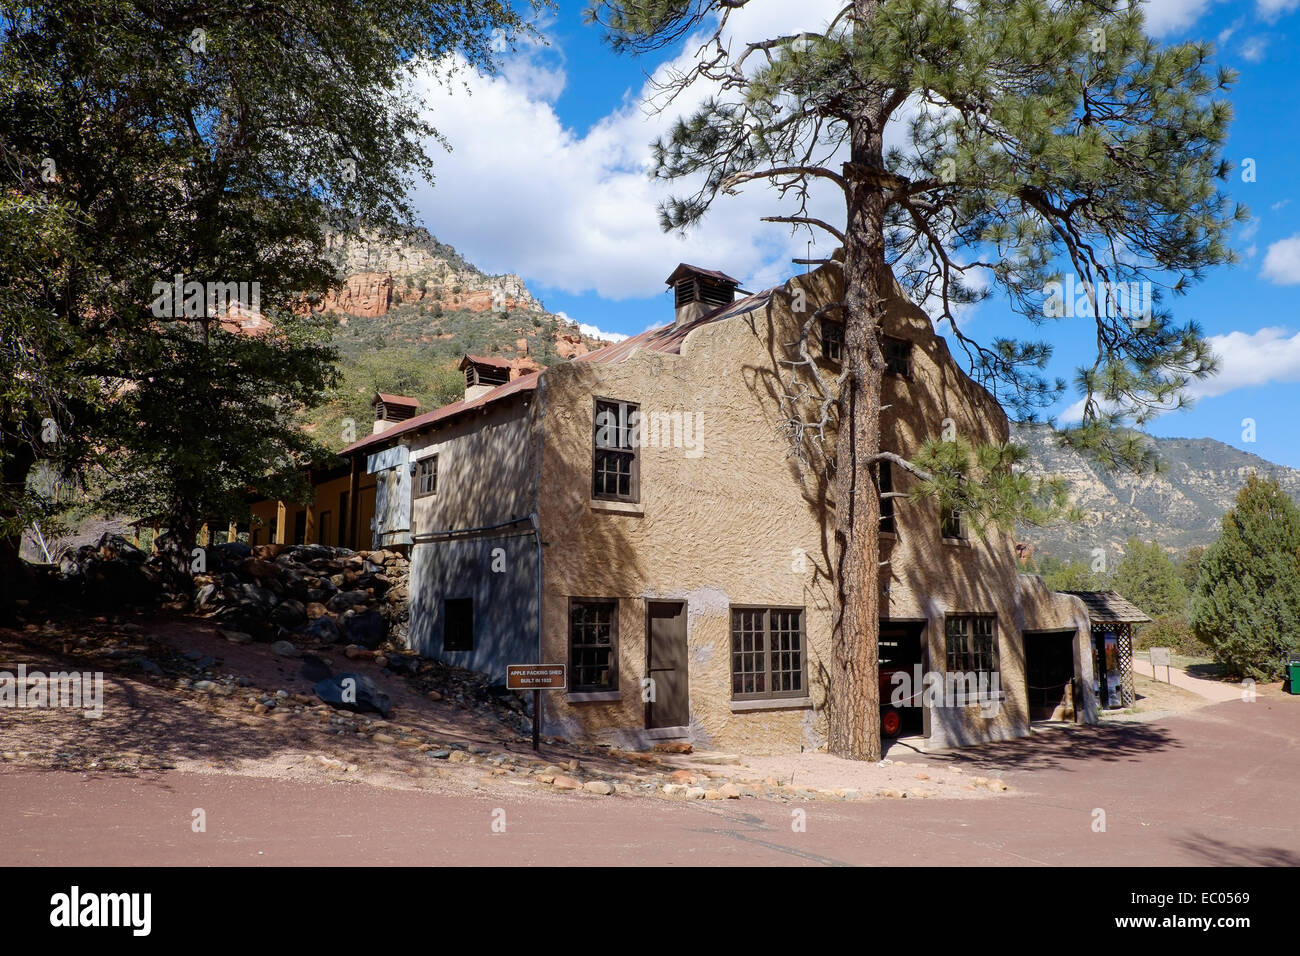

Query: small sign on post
left=507, top=664, right=566, bottom=751
left=1149, top=647, right=1171, bottom=683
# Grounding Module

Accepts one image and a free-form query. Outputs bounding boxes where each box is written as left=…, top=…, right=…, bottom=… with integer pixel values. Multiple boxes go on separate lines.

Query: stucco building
left=251, top=257, right=1106, bottom=752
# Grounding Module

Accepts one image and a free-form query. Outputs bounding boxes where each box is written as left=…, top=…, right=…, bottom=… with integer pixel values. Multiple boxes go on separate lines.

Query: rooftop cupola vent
left=665, top=263, right=739, bottom=328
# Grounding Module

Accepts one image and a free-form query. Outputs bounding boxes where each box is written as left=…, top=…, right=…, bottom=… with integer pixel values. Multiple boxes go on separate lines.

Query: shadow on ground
left=918, top=722, right=1182, bottom=774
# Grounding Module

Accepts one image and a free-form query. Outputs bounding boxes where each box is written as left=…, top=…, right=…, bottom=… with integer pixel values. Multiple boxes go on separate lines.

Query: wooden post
left=533, top=689, right=541, bottom=752
left=347, top=455, right=361, bottom=551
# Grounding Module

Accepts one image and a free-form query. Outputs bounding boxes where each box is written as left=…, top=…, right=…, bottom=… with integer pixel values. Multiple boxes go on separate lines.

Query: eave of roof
left=374, top=393, right=419, bottom=407
left=340, top=372, right=539, bottom=456
left=1061, top=590, right=1153, bottom=624
left=460, top=353, right=512, bottom=369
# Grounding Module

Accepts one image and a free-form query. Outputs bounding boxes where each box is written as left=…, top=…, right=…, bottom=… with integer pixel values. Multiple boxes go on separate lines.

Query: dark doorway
left=879, top=620, right=926, bottom=737
left=646, top=601, right=689, bottom=730
left=292, top=510, right=307, bottom=546
left=1026, top=630, right=1076, bottom=720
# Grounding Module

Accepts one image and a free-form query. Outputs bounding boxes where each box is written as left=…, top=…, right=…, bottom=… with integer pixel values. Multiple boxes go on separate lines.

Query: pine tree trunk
left=827, top=104, right=887, bottom=761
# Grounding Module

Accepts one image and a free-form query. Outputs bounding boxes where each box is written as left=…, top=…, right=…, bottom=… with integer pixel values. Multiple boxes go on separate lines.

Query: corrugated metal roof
left=665, top=262, right=741, bottom=286
left=460, top=353, right=512, bottom=369
left=374, top=393, right=419, bottom=407
left=340, top=372, right=539, bottom=455
left=339, top=287, right=772, bottom=456
left=1061, top=591, right=1153, bottom=623
left=575, top=289, right=772, bottom=366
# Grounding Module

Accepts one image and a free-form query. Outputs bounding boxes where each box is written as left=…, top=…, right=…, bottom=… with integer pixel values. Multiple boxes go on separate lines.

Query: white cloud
left=1272, top=199, right=1292, bottom=212
left=409, top=1, right=848, bottom=304
left=578, top=323, right=628, bottom=343
left=1194, top=326, right=1300, bottom=398
left=1258, top=0, right=1300, bottom=21
left=1137, top=0, right=1219, bottom=36
left=1261, top=236, right=1300, bottom=284
left=1240, top=36, right=1269, bottom=61
left=1059, top=326, right=1300, bottom=422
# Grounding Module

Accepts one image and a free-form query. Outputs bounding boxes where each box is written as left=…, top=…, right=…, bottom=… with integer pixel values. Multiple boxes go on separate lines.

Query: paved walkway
left=2, top=693, right=1296, bottom=866
left=1137, top=660, right=1246, bottom=702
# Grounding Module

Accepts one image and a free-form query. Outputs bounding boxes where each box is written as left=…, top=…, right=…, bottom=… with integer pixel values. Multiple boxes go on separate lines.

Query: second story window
left=941, top=503, right=965, bottom=540
left=821, top=319, right=843, bottom=362
left=883, top=335, right=913, bottom=376
left=593, top=398, right=639, bottom=502
left=415, top=455, right=438, bottom=498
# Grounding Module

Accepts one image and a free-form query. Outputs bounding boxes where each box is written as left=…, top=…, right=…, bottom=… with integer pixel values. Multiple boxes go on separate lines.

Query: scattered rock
left=583, top=781, right=614, bottom=796
left=653, top=742, right=692, bottom=754
left=270, top=640, right=296, bottom=657
left=552, top=775, right=581, bottom=791
left=684, top=787, right=707, bottom=800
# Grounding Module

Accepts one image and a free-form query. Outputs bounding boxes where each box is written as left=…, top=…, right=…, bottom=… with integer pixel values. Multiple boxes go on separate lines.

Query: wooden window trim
left=568, top=597, right=619, bottom=692
left=592, top=397, right=640, bottom=504
left=415, top=454, right=438, bottom=499
left=730, top=604, right=808, bottom=702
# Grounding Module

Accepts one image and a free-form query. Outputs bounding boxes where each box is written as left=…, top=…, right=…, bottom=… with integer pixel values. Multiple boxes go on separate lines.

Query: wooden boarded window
left=569, top=599, right=618, bottom=691
left=730, top=607, right=806, bottom=701
left=415, top=455, right=438, bottom=498
left=945, top=615, right=997, bottom=674
left=593, top=399, right=639, bottom=502
left=443, top=598, right=473, bottom=652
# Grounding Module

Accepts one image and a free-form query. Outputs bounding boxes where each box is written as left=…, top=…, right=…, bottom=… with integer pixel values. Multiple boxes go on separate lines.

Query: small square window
left=730, top=607, right=807, bottom=700
left=443, top=598, right=473, bottom=652
left=945, top=615, right=998, bottom=675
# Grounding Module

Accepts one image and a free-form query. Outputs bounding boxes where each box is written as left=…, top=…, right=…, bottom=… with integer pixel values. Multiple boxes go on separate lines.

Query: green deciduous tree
left=1, top=0, right=528, bottom=598
left=1111, top=537, right=1188, bottom=618
left=589, top=0, right=1239, bottom=758
left=1190, top=475, right=1300, bottom=680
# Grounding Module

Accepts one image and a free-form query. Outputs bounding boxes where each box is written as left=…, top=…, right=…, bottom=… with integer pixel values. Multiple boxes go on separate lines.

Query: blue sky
left=410, top=0, right=1300, bottom=468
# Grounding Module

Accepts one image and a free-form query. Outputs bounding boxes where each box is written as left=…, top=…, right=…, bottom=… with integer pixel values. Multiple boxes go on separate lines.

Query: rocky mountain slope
left=1013, top=423, right=1300, bottom=558
left=318, top=227, right=607, bottom=362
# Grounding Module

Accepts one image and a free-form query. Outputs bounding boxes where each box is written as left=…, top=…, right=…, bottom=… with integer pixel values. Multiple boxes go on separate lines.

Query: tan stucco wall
left=537, top=259, right=1089, bottom=752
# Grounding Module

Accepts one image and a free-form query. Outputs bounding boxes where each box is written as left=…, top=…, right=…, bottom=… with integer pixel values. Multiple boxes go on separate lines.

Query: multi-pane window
left=731, top=607, right=806, bottom=700
left=443, top=598, right=473, bottom=652
left=570, top=599, right=618, bottom=691
left=945, top=615, right=997, bottom=674
left=593, top=399, right=639, bottom=502
left=416, top=455, right=438, bottom=498
left=821, top=319, right=843, bottom=362
left=941, top=504, right=965, bottom=539
left=878, top=460, right=895, bottom=535
left=883, top=335, right=912, bottom=376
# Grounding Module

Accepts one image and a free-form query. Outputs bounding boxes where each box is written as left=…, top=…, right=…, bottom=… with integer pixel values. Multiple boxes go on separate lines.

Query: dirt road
left=3, top=694, right=1296, bottom=866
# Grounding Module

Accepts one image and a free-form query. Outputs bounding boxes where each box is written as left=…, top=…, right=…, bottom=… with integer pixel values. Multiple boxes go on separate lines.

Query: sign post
left=1149, top=647, right=1171, bottom=683
left=506, top=664, right=566, bottom=751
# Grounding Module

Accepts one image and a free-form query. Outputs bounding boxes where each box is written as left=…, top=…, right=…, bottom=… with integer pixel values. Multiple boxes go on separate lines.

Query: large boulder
left=304, top=615, right=343, bottom=644
left=328, top=589, right=370, bottom=611
left=314, top=673, right=390, bottom=718
left=343, top=609, right=386, bottom=648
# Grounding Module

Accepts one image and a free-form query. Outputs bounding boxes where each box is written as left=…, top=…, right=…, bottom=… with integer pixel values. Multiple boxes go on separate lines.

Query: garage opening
left=1025, top=630, right=1076, bottom=721
left=879, top=620, right=927, bottom=739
